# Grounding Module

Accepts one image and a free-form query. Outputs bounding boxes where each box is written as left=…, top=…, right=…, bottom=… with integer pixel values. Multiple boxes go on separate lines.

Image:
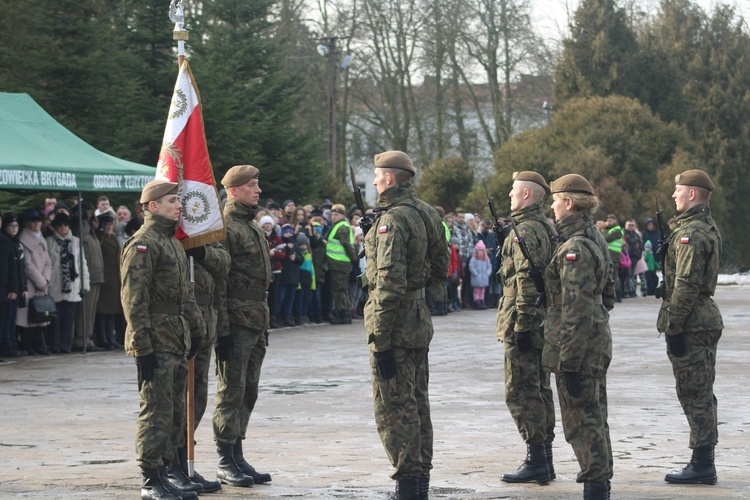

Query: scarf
left=54, top=235, right=78, bottom=293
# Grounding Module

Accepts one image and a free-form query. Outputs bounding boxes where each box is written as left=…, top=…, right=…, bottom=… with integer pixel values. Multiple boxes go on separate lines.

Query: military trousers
left=555, top=372, right=613, bottom=483
left=213, top=324, right=267, bottom=445
left=371, top=346, right=433, bottom=480
left=329, top=269, right=350, bottom=311
left=504, top=342, right=555, bottom=444
left=136, top=352, right=188, bottom=469
left=667, top=329, right=721, bottom=449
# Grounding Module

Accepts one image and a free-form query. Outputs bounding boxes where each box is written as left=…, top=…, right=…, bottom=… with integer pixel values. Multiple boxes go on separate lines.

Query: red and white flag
left=156, top=60, right=224, bottom=248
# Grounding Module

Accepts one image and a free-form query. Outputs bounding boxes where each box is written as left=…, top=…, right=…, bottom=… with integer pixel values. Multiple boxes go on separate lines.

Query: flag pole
left=169, top=0, right=194, bottom=478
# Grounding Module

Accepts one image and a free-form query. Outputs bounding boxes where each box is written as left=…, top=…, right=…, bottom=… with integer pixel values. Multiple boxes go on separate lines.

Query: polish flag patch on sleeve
left=565, top=253, right=578, bottom=262
left=378, top=225, right=388, bottom=234
left=680, top=236, right=690, bottom=244
left=136, top=244, right=148, bottom=253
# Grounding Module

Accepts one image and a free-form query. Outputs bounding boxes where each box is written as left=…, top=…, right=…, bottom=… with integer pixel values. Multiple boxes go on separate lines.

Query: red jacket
left=448, top=246, right=462, bottom=283
left=266, top=232, right=286, bottom=272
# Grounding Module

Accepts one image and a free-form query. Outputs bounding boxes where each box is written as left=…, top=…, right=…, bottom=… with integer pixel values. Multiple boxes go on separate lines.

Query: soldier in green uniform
left=364, top=151, right=449, bottom=500
left=327, top=204, right=357, bottom=324
left=497, top=171, right=558, bottom=484
left=212, top=165, right=272, bottom=488
left=543, top=174, right=615, bottom=500
left=657, top=169, right=722, bottom=485
left=167, top=241, right=230, bottom=494
left=121, top=179, right=207, bottom=500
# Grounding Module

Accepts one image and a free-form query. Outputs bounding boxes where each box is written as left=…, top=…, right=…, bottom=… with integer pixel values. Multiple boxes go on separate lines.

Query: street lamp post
left=543, top=101, right=553, bottom=129
left=318, top=37, right=352, bottom=179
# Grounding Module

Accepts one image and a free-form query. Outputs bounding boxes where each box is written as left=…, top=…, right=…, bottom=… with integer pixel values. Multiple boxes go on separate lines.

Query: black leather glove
left=666, top=332, right=686, bottom=357
left=374, top=349, right=397, bottom=380
left=187, top=336, right=202, bottom=359
left=79, top=289, right=87, bottom=299
left=186, top=246, right=206, bottom=261
left=513, top=331, right=532, bottom=353
left=359, top=213, right=376, bottom=236
left=215, top=334, right=234, bottom=362
left=136, top=352, right=158, bottom=382
left=563, top=371, right=582, bottom=398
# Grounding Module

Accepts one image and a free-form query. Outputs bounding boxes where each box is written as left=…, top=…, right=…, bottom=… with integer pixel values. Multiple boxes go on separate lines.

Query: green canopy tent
left=0, top=92, right=155, bottom=192
left=0, top=92, right=157, bottom=354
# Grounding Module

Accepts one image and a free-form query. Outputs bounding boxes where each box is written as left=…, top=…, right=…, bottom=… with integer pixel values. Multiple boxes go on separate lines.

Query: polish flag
left=156, top=60, right=224, bottom=248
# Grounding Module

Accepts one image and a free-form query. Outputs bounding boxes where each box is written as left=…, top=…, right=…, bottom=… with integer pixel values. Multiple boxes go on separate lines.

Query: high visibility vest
left=326, top=220, right=353, bottom=262
left=442, top=221, right=451, bottom=241
left=607, top=226, right=623, bottom=253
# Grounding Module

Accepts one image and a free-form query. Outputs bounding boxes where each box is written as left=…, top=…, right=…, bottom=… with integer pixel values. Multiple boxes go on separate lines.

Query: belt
left=195, top=295, right=212, bottom=306
left=149, top=303, right=185, bottom=315
left=663, top=289, right=711, bottom=300
left=227, top=289, right=269, bottom=302
left=548, top=294, right=603, bottom=306
left=402, top=288, right=425, bottom=300
left=503, top=287, right=516, bottom=298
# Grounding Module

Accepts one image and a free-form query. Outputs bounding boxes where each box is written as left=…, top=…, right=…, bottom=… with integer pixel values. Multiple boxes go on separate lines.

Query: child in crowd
left=274, top=224, right=303, bottom=327
left=293, top=233, right=314, bottom=325
left=261, top=215, right=285, bottom=329
left=448, top=236, right=462, bottom=311
left=468, top=240, right=492, bottom=310
left=643, top=240, right=659, bottom=296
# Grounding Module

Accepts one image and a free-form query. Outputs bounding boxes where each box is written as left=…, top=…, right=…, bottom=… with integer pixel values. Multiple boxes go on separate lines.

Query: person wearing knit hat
left=212, top=163, right=273, bottom=487
left=326, top=202, right=357, bottom=325
left=366, top=150, right=450, bottom=499
left=1, top=211, right=27, bottom=358
left=121, top=174, right=208, bottom=497
left=543, top=173, right=615, bottom=498
left=658, top=168, right=722, bottom=486
left=496, top=171, right=559, bottom=485
left=468, top=240, right=492, bottom=310
left=282, top=199, right=296, bottom=222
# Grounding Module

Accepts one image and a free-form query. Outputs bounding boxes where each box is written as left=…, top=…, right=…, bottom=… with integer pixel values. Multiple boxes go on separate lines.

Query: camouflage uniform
left=191, top=243, right=231, bottom=429
left=364, top=181, right=449, bottom=480
left=121, top=211, right=206, bottom=469
left=542, top=211, right=615, bottom=484
left=497, top=203, right=557, bottom=445
left=657, top=203, right=723, bottom=449
left=213, top=198, right=271, bottom=446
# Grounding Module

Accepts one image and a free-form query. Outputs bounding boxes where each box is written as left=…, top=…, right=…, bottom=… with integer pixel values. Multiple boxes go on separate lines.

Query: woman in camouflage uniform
left=543, top=174, right=615, bottom=500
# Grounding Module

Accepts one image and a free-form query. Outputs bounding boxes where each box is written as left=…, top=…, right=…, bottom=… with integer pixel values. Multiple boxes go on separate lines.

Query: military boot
left=418, top=474, right=430, bottom=500
left=330, top=309, right=352, bottom=325
left=665, top=445, right=717, bottom=485
left=390, top=476, right=420, bottom=500
left=140, top=467, right=180, bottom=500
left=158, top=465, right=198, bottom=499
left=216, top=443, right=254, bottom=487
left=544, top=440, right=556, bottom=480
left=174, top=446, right=221, bottom=493
left=582, top=481, right=609, bottom=500
left=233, top=439, right=272, bottom=484
left=501, top=443, right=552, bottom=484
left=167, top=448, right=204, bottom=495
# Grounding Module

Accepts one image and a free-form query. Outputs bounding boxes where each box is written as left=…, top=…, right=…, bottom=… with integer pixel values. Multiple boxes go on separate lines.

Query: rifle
left=350, top=165, right=374, bottom=237
left=654, top=194, right=669, bottom=299
left=509, top=222, right=549, bottom=308
left=483, top=183, right=510, bottom=258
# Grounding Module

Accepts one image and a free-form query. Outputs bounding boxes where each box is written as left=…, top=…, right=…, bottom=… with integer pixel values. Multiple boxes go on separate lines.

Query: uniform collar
left=143, top=211, right=179, bottom=235
left=376, top=180, right=416, bottom=208
left=555, top=210, right=593, bottom=239
left=225, top=198, right=259, bottom=221
left=676, top=203, right=710, bottom=224
left=510, top=202, right=544, bottom=222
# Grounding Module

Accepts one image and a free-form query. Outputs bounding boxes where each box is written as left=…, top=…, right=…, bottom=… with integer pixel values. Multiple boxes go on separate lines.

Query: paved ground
left=1, top=285, right=749, bottom=499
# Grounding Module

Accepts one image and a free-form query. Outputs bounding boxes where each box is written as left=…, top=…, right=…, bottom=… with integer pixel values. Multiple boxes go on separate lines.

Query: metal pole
left=77, top=192, right=86, bottom=354
left=543, top=101, right=552, bottom=129
left=327, top=37, right=338, bottom=178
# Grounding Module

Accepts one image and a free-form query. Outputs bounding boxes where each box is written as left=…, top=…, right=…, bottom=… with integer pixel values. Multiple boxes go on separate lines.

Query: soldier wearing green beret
left=364, top=150, right=449, bottom=500
left=212, top=165, right=272, bottom=488
left=498, top=171, right=559, bottom=485
left=658, top=169, right=722, bottom=485
left=544, top=174, right=615, bottom=500
left=121, top=179, right=207, bottom=500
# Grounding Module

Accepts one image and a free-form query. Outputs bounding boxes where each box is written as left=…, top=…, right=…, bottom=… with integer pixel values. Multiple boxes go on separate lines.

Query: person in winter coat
left=448, top=236, right=462, bottom=311
left=293, top=233, right=315, bottom=325
left=46, top=213, right=90, bottom=354
left=273, top=224, right=303, bottom=327
left=17, top=211, right=53, bottom=355
left=1, top=213, right=27, bottom=357
left=261, top=215, right=285, bottom=329
left=72, top=201, right=105, bottom=351
left=469, top=240, right=492, bottom=309
left=96, top=211, right=123, bottom=349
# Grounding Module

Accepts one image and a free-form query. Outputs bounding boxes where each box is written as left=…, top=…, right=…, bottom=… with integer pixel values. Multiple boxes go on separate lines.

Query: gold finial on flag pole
left=169, top=0, right=189, bottom=68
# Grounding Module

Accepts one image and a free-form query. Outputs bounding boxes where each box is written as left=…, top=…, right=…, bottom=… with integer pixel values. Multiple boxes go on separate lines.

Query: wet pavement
left=1, top=285, right=749, bottom=498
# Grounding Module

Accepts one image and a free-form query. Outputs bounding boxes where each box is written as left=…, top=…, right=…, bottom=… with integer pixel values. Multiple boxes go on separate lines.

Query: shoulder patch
left=136, top=244, right=148, bottom=253
left=378, top=225, right=388, bottom=234
left=565, top=252, right=578, bottom=262
left=680, top=236, right=690, bottom=244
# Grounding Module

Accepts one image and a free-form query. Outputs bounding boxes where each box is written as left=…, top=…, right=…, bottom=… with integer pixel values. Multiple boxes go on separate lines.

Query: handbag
left=28, top=294, right=58, bottom=323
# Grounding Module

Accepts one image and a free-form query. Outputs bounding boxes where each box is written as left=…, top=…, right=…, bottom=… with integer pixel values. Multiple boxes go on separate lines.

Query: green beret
left=374, top=150, right=416, bottom=177
left=140, top=179, right=179, bottom=204
left=512, top=171, right=549, bottom=190
left=550, top=174, right=595, bottom=196
left=222, top=165, right=260, bottom=188
left=675, top=169, right=714, bottom=191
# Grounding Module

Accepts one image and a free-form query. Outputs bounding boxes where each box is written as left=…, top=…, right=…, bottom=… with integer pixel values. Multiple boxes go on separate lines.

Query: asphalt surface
left=1, top=285, right=748, bottom=499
